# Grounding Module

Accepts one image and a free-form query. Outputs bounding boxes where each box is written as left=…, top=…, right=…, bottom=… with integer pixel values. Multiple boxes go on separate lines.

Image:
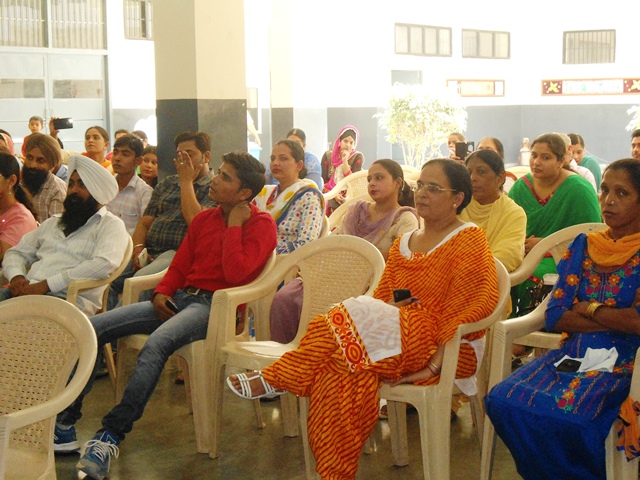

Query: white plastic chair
left=327, top=193, right=372, bottom=231
left=0, top=296, right=97, bottom=480
left=323, top=169, right=369, bottom=201
left=65, top=236, right=133, bottom=390
left=505, top=165, right=530, bottom=179
left=115, top=251, right=276, bottom=454
left=208, top=235, right=386, bottom=460
left=299, top=258, right=510, bottom=480
left=509, top=223, right=606, bottom=351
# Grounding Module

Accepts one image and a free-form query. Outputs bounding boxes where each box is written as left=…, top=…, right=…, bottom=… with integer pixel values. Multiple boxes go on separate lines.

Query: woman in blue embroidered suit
left=486, top=159, right=640, bottom=480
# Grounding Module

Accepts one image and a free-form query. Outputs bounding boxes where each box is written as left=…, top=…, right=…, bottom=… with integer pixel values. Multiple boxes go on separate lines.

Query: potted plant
left=376, top=84, right=467, bottom=168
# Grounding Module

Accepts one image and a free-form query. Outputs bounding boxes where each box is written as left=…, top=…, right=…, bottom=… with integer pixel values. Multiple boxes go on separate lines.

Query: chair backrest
left=66, top=235, right=134, bottom=313
left=506, top=165, right=531, bottom=179
left=327, top=193, right=372, bottom=231
left=0, top=296, right=97, bottom=478
left=293, top=235, right=385, bottom=344
left=323, top=169, right=369, bottom=201
left=510, top=222, right=606, bottom=287
left=440, top=258, right=510, bottom=392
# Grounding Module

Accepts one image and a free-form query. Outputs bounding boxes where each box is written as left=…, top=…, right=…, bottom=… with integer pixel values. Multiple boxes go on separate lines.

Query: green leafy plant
left=627, top=104, right=640, bottom=131
left=376, top=84, right=467, bottom=168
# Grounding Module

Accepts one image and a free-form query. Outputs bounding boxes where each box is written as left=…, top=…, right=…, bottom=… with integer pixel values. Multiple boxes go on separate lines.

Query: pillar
left=153, top=0, right=247, bottom=177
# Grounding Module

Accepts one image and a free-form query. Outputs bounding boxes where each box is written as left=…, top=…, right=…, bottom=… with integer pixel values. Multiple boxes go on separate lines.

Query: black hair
left=114, top=135, right=144, bottom=157
left=143, top=145, right=157, bottom=156
left=465, top=149, right=505, bottom=175
left=632, top=129, right=640, bottom=140
left=371, top=159, right=414, bottom=207
left=174, top=131, right=211, bottom=156
left=422, top=159, right=472, bottom=214
left=274, top=139, right=307, bottom=179
left=132, top=130, right=148, bottom=141
left=85, top=125, right=109, bottom=143
left=531, top=133, right=566, bottom=163
left=0, top=152, right=37, bottom=218
left=286, top=128, right=306, bottom=145
left=568, top=133, right=585, bottom=147
left=479, top=137, right=504, bottom=159
left=220, top=151, right=266, bottom=201
left=339, top=129, right=357, bottom=141
left=603, top=159, right=640, bottom=202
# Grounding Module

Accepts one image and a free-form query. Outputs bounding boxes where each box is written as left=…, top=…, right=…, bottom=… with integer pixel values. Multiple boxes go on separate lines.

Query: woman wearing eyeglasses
left=508, top=133, right=600, bottom=316
left=227, top=159, right=499, bottom=479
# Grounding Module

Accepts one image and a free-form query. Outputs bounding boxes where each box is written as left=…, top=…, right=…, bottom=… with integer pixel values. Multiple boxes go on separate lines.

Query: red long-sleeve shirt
left=154, top=204, right=277, bottom=297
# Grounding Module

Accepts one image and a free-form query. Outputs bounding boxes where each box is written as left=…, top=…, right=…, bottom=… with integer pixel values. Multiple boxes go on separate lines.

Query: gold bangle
left=586, top=301, right=604, bottom=318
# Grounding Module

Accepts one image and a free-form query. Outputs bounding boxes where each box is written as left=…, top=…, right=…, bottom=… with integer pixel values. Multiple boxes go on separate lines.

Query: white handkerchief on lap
left=553, top=347, right=618, bottom=373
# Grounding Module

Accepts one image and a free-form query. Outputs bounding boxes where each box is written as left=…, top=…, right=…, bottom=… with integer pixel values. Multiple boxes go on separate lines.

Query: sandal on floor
left=226, top=372, right=285, bottom=400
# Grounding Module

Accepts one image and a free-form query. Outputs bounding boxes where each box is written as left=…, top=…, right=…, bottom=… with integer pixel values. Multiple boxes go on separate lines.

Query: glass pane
left=0, top=78, right=45, bottom=98
left=0, top=0, right=46, bottom=47
left=462, top=30, right=477, bottom=57
left=53, top=79, right=103, bottom=98
left=439, top=29, right=451, bottom=56
left=423, top=27, right=437, bottom=55
left=409, top=26, right=423, bottom=54
left=494, top=32, right=509, bottom=58
left=51, top=0, right=105, bottom=49
left=478, top=31, right=493, bottom=57
left=395, top=25, right=408, bottom=54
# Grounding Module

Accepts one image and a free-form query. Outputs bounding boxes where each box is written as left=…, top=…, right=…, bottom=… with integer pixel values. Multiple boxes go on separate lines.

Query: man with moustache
left=1, top=154, right=129, bottom=316
left=53, top=152, right=277, bottom=480
left=22, top=133, right=67, bottom=222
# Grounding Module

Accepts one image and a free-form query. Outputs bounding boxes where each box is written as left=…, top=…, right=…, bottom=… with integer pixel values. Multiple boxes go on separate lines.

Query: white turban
left=67, top=154, right=118, bottom=205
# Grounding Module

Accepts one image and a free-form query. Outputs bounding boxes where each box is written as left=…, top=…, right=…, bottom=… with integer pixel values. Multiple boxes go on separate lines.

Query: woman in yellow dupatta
left=487, top=158, right=640, bottom=480
left=228, top=159, right=499, bottom=479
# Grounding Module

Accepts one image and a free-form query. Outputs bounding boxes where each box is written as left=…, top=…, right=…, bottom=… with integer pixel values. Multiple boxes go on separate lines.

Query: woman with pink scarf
left=321, top=125, right=364, bottom=212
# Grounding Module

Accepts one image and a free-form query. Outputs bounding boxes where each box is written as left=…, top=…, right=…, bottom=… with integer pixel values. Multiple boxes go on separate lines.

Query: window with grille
left=395, top=24, right=451, bottom=57
left=0, top=0, right=105, bottom=49
left=124, top=0, right=153, bottom=40
left=0, top=0, right=46, bottom=47
left=564, top=30, right=615, bottom=64
left=462, top=29, right=510, bottom=59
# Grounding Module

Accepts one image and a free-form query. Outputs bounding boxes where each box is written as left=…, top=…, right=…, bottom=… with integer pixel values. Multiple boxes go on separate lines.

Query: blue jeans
left=57, top=288, right=211, bottom=441
left=107, top=250, right=176, bottom=310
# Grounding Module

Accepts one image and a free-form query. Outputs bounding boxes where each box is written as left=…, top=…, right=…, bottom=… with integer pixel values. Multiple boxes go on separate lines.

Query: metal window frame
left=394, top=22, right=452, bottom=57
left=563, top=29, right=615, bottom=65
left=461, top=28, right=510, bottom=59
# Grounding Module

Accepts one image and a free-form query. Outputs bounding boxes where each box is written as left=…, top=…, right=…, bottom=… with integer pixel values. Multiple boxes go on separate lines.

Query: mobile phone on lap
left=393, top=289, right=412, bottom=303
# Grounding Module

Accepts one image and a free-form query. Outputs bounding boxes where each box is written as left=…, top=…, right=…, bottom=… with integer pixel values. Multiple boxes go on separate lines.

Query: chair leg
left=299, top=396, right=320, bottom=480
left=252, top=398, right=266, bottom=429
left=281, top=392, right=299, bottom=437
left=469, top=394, right=484, bottom=443
left=421, top=397, right=451, bottom=480
left=387, top=401, right=409, bottom=466
left=180, top=345, right=209, bottom=454
left=209, top=358, right=227, bottom=459
left=177, top=356, right=193, bottom=412
left=480, top=413, right=497, bottom=480
left=103, top=344, right=117, bottom=391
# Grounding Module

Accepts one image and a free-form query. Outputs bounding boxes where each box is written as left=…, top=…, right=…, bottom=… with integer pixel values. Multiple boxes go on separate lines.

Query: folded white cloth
left=553, top=347, right=618, bottom=373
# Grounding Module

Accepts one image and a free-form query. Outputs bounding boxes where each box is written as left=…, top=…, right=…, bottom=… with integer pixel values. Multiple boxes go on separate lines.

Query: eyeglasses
left=411, top=182, right=458, bottom=195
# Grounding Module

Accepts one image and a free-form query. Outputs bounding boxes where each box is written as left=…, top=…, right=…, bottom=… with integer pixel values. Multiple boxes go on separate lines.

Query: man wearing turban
left=1, top=154, right=129, bottom=315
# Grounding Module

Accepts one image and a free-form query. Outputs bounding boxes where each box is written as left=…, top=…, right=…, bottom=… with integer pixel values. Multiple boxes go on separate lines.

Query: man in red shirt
left=54, top=151, right=277, bottom=480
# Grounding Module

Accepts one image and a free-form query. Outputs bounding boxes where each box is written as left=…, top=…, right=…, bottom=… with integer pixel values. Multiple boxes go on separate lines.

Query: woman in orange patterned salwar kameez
left=228, top=159, right=500, bottom=480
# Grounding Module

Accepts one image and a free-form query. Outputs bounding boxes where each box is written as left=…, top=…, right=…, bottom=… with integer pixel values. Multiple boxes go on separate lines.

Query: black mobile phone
left=556, top=358, right=581, bottom=372
left=455, top=141, right=474, bottom=160
left=393, top=289, right=412, bottom=303
left=52, top=117, right=74, bottom=130
left=165, top=299, right=179, bottom=313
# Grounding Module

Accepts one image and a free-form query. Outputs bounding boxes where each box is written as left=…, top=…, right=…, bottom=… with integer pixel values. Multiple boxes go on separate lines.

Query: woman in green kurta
left=508, top=133, right=600, bottom=315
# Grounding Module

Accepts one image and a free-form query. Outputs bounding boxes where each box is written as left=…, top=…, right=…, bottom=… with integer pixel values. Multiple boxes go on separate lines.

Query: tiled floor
left=54, top=364, right=521, bottom=479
